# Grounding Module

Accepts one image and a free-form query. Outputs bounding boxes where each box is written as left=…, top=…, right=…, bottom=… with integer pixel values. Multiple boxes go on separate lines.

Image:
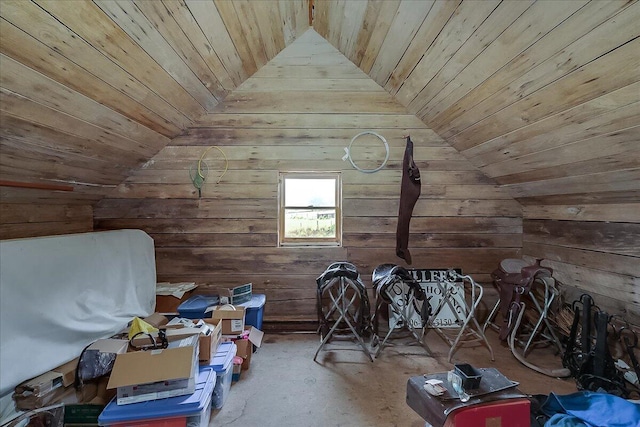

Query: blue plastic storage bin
left=207, top=342, right=236, bottom=409
left=177, top=295, right=219, bottom=319
left=98, top=367, right=216, bottom=427
left=237, top=294, right=266, bottom=330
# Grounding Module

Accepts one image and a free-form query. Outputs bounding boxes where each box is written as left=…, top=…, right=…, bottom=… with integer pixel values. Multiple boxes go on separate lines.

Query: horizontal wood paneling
left=94, top=198, right=276, bottom=219
left=523, top=204, right=640, bottom=223
left=343, top=233, right=521, bottom=249
left=524, top=242, right=639, bottom=278
left=524, top=219, right=639, bottom=257
left=557, top=283, right=640, bottom=327
left=174, top=128, right=447, bottom=147
left=0, top=203, right=93, bottom=239
left=95, top=30, right=520, bottom=322
left=503, top=169, right=640, bottom=199
left=524, top=218, right=640, bottom=323
left=518, top=191, right=640, bottom=206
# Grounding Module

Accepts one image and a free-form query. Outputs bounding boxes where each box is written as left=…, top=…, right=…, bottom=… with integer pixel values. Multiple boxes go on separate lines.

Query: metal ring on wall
left=343, top=131, right=390, bottom=173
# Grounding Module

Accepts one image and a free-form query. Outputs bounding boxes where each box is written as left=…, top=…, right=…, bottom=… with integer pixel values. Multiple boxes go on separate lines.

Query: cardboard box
left=155, top=282, right=197, bottom=313
left=227, top=327, right=264, bottom=371
left=88, top=339, right=129, bottom=354
left=129, top=319, right=222, bottom=364
left=234, top=339, right=252, bottom=371
left=13, top=380, right=97, bottom=410
left=54, top=358, right=79, bottom=388
left=212, top=306, right=246, bottom=335
left=143, top=313, right=169, bottom=328
left=107, top=335, right=199, bottom=405
left=199, top=318, right=222, bottom=364
left=14, top=370, right=64, bottom=398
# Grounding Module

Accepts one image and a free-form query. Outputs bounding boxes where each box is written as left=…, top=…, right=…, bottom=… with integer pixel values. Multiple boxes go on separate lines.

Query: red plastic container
left=448, top=398, right=530, bottom=427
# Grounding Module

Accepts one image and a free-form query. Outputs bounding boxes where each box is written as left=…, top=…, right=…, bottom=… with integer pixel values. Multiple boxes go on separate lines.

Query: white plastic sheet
left=0, top=230, right=156, bottom=397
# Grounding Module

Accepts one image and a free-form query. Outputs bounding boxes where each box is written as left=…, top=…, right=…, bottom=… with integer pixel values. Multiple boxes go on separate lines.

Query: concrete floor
left=210, top=328, right=578, bottom=426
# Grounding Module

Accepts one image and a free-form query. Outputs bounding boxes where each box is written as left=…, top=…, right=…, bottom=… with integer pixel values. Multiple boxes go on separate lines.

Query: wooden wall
left=2, top=0, right=636, bottom=324
left=314, top=0, right=640, bottom=324
left=0, top=198, right=93, bottom=240
left=523, top=209, right=639, bottom=325
left=94, top=30, right=521, bottom=324
left=0, top=0, right=307, bottom=240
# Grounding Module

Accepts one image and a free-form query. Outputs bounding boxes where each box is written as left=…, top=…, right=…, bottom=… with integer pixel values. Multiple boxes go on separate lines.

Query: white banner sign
left=388, top=268, right=467, bottom=329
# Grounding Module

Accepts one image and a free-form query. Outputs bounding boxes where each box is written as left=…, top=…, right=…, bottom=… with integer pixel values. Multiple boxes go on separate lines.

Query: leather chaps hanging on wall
left=396, top=135, right=421, bottom=265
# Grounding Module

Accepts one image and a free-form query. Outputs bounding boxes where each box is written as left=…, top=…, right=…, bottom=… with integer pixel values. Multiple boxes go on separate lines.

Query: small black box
left=454, top=363, right=482, bottom=390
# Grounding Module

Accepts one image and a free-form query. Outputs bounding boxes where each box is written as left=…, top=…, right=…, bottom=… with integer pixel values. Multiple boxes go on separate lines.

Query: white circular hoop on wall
left=342, top=131, right=390, bottom=173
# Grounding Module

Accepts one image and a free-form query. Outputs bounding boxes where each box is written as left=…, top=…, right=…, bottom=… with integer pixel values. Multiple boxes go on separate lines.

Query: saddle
left=316, top=262, right=361, bottom=289
left=492, top=259, right=552, bottom=341
left=372, top=263, right=431, bottom=333
left=372, top=263, right=424, bottom=304
left=315, top=262, right=372, bottom=338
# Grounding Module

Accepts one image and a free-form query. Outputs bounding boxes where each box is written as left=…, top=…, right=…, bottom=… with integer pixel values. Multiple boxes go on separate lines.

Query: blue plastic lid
left=177, top=295, right=219, bottom=315
left=208, top=342, right=236, bottom=372
left=236, top=294, right=266, bottom=309
left=98, top=367, right=216, bottom=424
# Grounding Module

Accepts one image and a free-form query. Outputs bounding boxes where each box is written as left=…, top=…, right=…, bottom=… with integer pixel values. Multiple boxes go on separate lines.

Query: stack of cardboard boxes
left=12, top=339, right=130, bottom=411
left=8, top=294, right=263, bottom=425
left=10, top=302, right=263, bottom=427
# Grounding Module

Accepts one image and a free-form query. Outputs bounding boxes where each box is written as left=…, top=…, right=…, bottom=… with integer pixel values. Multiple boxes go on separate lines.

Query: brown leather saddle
left=492, top=258, right=553, bottom=340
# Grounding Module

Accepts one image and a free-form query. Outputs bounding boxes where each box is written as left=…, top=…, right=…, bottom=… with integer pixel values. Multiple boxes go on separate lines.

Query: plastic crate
left=236, top=294, right=266, bottom=330
left=177, top=295, right=219, bottom=319
left=98, top=368, right=215, bottom=427
left=207, top=342, right=236, bottom=409
left=64, top=404, right=105, bottom=425
left=454, top=364, right=482, bottom=390
left=450, top=398, right=530, bottom=426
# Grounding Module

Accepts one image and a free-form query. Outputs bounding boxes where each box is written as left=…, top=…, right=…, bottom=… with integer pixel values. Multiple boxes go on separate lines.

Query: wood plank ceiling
left=0, top=0, right=308, bottom=200
left=1, top=1, right=638, bottom=205
left=314, top=0, right=640, bottom=207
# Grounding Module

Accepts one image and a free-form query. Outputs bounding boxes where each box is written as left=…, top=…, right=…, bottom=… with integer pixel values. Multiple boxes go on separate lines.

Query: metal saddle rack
left=484, top=258, right=568, bottom=377
left=371, top=263, right=430, bottom=357
left=422, top=270, right=495, bottom=362
left=314, top=262, right=374, bottom=362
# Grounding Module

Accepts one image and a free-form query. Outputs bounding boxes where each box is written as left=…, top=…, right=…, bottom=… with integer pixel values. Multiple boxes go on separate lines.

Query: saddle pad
left=500, top=258, right=531, bottom=274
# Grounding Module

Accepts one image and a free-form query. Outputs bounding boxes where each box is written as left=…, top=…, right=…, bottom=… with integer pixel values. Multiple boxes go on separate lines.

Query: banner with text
left=388, top=268, right=466, bottom=329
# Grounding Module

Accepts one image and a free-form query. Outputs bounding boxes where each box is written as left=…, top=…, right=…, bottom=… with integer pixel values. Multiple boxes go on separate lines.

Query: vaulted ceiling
left=1, top=0, right=638, bottom=205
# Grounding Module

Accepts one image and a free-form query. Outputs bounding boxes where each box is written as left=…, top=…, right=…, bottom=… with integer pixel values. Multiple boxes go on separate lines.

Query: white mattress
left=0, top=229, right=156, bottom=397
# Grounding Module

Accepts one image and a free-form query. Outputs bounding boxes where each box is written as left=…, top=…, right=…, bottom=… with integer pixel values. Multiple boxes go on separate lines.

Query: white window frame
left=278, top=172, right=342, bottom=247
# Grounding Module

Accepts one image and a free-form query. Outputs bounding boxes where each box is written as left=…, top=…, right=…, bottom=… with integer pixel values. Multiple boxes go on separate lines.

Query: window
left=278, top=172, right=341, bottom=246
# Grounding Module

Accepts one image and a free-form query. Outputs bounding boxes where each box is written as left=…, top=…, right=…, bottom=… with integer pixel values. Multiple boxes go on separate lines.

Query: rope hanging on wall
left=189, top=145, right=228, bottom=197
left=342, top=131, right=390, bottom=173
